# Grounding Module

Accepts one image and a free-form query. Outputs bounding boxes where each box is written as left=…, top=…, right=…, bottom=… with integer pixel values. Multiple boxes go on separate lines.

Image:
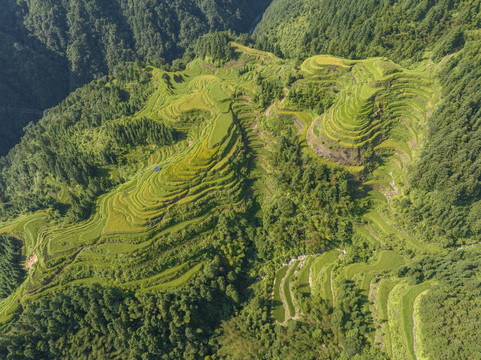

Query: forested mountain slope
left=0, top=1, right=481, bottom=359
left=254, top=0, right=478, bottom=61
left=0, top=0, right=270, bottom=155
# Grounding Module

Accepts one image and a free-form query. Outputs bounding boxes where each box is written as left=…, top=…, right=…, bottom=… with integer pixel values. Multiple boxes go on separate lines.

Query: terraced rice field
left=311, top=250, right=341, bottom=306
left=0, top=43, right=444, bottom=353
left=301, top=55, right=351, bottom=72
left=344, top=250, right=405, bottom=292
left=400, top=282, right=432, bottom=360
left=296, top=257, right=313, bottom=297
left=271, top=248, right=431, bottom=359
left=374, top=278, right=398, bottom=355
left=283, top=260, right=299, bottom=318
left=302, top=55, right=438, bottom=167
left=272, top=260, right=304, bottom=323
left=271, top=249, right=403, bottom=322
left=272, top=251, right=433, bottom=359
left=230, top=42, right=282, bottom=64
left=272, top=265, right=289, bottom=322
left=0, top=56, right=260, bottom=321
left=271, top=251, right=341, bottom=322
left=384, top=280, right=432, bottom=360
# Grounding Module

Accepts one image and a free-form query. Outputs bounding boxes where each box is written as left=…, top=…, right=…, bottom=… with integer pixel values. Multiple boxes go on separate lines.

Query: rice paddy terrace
left=268, top=54, right=444, bottom=359
left=0, top=44, right=447, bottom=357
left=302, top=55, right=438, bottom=165
left=0, top=52, right=264, bottom=328
left=271, top=249, right=434, bottom=359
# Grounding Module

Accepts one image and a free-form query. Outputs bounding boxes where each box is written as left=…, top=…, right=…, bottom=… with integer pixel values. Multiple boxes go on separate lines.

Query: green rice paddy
left=1, top=44, right=443, bottom=357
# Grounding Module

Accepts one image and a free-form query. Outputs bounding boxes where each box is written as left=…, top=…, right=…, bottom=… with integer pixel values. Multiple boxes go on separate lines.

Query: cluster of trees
left=0, top=235, right=24, bottom=299
left=183, top=31, right=281, bottom=68
left=331, top=280, right=373, bottom=357
left=190, top=32, right=236, bottom=64
left=108, top=117, right=176, bottom=147
left=252, top=36, right=283, bottom=57
left=253, top=74, right=284, bottom=109
left=285, top=83, right=335, bottom=114
left=256, top=130, right=359, bottom=261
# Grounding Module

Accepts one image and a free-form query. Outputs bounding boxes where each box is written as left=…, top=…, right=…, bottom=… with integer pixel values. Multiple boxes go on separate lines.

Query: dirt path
left=294, top=117, right=304, bottom=135
left=309, top=263, right=313, bottom=288
left=306, top=115, right=320, bottom=151
left=272, top=256, right=311, bottom=324
left=389, top=172, right=399, bottom=193
left=369, top=281, right=386, bottom=349
left=433, top=54, right=454, bottom=72
left=289, top=279, right=299, bottom=320
left=384, top=171, right=401, bottom=202
left=264, top=103, right=275, bottom=117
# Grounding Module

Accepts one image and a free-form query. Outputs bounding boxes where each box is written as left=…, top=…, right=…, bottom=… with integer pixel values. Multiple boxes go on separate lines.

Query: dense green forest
left=404, top=40, right=481, bottom=245
left=0, top=0, right=481, bottom=359
left=0, top=235, right=24, bottom=299
left=0, top=261, right=243, bottom=359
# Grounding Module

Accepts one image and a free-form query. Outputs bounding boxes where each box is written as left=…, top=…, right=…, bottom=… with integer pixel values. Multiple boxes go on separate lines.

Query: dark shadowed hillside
left=0, top=0, right=69, bottom=154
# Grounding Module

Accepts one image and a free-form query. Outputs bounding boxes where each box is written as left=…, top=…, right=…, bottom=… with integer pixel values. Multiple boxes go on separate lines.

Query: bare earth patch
left=25, top=252, right=38, bottom=271
left=306, top=115, right=362, bottom=166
